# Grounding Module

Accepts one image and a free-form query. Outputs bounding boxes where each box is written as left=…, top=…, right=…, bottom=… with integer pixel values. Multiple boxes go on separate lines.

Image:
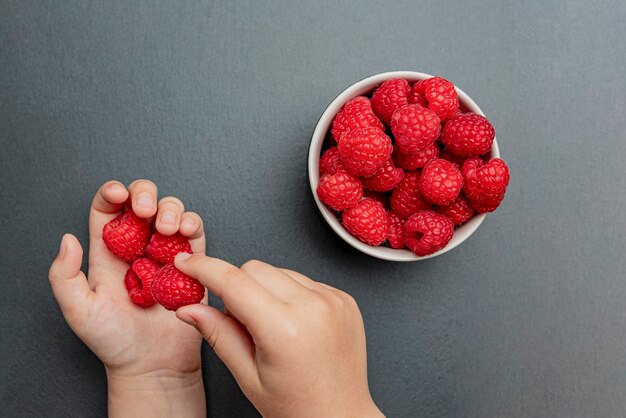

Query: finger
left=155, top=197, right=185, bottom=235
left=88, top=181, right=131, bottom=275
left=279, top=268, right=325, bottom=291
left=49, top=234, right=93, bottom=327
left=176, top=304, right=258, bottom=386
left=242, top=260, right=310, bottom=301
left=174, top=253, right=280, bottom=332
left=179, top=212, right=206, bottom=255
left=127, top=179, right=158, bottom=218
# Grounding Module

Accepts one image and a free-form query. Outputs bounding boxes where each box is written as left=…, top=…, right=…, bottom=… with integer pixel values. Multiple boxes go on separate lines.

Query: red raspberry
left=434, top=194, right=475, bottom=226
left=440, top=150, right=468, bottom=168
left=463, top=158, right=510, bottom=213
left=124, top=257, right=160, bottom=308
left=370, top=78, right=410, bottom=124
left=390, top=105, right=441, bottom=154
left=387, top=210, right=406, bottom=249
left=319, top=146, right=346, bottom=176
left=410, top=77, right=459, bottom=120
left=341, top=199, right=388, bottom=246
left=338, top=127, right=393, bottom=177
left=441, top=113, right=495, bottom=157
left=390, top=171, right=432, bottom=218
left=404, top=210, right=454, bottom=256
left=146, top=232, right=192, bottom=265
left=361, top=158, right=404, bottom=192
left=407, top=86, right=427, bottom=107
left=419, top=159, right=464, bottom=206
left=102, top=210, right=151, bottom=262
left=331, top=96, right=384, bottom=142
left=393, top=143, right=439, bottom=170
left=362, top=190, right=389, bottom=208
left=151, top=264, right=205, bottom=311
left=317, top=171, right=363, bottom=211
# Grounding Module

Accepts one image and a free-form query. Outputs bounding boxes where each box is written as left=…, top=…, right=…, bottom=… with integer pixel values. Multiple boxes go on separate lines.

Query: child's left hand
left=49, top=179, right=207, bottom=418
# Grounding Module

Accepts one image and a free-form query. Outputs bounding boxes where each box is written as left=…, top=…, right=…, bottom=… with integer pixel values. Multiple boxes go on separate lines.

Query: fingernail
left=176, top=252, right=192, bottom=262
left=160, top=211, right=176, bottom=225
left=58, top=235, right=68, bottom=259
left=136, top=192, right=153, bottom=209
left=109, top=183, right=125, bottom=193
left=177, top=312, right=196, bottom=327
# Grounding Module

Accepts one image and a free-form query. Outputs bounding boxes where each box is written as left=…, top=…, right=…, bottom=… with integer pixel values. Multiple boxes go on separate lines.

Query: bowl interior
left=308, top=71, right=499, bottom=262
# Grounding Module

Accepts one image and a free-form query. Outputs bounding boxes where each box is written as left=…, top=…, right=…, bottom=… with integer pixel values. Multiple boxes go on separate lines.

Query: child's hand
left=49, top=180, right=206, bottom=418
left=173, top=254, right=385, bottom=418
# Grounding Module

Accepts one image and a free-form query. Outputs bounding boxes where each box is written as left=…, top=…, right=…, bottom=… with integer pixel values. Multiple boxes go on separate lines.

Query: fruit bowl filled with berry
left=308, top=71, right=510, bottom=261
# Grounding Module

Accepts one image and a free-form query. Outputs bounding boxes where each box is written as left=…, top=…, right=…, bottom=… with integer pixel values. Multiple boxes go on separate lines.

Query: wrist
left=106, top=368, right=206, bottom=418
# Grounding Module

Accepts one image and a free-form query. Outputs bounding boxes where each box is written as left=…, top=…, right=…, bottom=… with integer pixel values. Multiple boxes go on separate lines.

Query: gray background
left=1, top=1, right=625, bottom=417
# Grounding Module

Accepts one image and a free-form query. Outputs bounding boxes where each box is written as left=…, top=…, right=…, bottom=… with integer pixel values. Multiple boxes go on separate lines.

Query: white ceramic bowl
left=308, top=71, right=500, bottom=262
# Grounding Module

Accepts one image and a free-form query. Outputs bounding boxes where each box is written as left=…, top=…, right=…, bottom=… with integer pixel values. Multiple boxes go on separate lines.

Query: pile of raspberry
left=317, top=76, right=510, bottom=256
left=102, top=210, right=205, bottom=310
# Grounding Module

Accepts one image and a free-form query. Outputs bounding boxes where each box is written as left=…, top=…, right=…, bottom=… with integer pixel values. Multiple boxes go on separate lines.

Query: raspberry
left=341, top=199, right=388, bottom=246
left=393, top=143, right=439, bottom=170
left=151, top=264, right=205, bottom=311
left=419, top=159, right=464, bottom=206
left=407, top=86, right=427, bottom=107
left=319, top=146, right=346, bottom=176
left=434, top=194, right=475, bottom=226
left=317, top=171, right=363, bottom=211
left=390, top=105, right=441, bottom=154
left=404, top=210, right=454, bottom=256
left=390, top=171, right=432, bottom=218
left=124, top=257, right=160, bottom=308
left=331, top=96, right=384, bottom=142
left=361, top=158, right=404, bottom=192
left=370, top=78, right=410, bottom=124
left=387, top=210, right=406, bottom=249
left=338, top=127, right=393, bottom=177
left=146, top=232, right=192, bottom=265
left=411, top=77, right=459, bottom=120
left=463, top=158, right=510, bottom=213
left=441, top=113, right=495, bottom=157
left=439, top=150, right=468, bottom=168
left=362, top=190, right=389, bottom=208
left=102, top=210, right=151, bottom=263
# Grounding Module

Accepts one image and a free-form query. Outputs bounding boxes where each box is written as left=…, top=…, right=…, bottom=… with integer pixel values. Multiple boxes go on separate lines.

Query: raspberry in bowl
left=308, top=71, right=509, bottom=262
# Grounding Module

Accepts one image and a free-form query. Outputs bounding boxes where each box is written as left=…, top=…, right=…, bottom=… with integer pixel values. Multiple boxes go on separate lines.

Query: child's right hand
left=174, top=254, right=385, bottom=418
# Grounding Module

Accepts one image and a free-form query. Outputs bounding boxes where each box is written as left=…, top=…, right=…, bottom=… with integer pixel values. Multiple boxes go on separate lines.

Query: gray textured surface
left=1, top=1, right=625, bottom=417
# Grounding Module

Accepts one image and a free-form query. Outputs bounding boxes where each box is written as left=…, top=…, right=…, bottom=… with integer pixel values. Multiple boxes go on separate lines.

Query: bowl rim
left=308, top=71, right=500, bottom=262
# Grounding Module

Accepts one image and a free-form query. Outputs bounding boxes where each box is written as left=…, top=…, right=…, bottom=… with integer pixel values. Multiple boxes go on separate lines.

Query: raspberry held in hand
left=390, top=104, right=441, bottom=155
left=390, top=171, right=432, bottom=218
left=404, top=210, right=454, bottom=256
left=370, top=78, right=410, bottom=124
left=151, top=264, right=205, bottom=311
left=361, top=158, right=404, bottom=192
left=338, top=127, right=393, bottom=177
left=410, top=76, right=459, bottom=120
left=124, top=257, right=161, bottom=308
left=331, top=96, right=384, bottom=142
left=441, top=113, right=495, bottom=157
left=341, top=199, right=388, bottom=246
left=419, top=159, right=464, bottom=206
left=146, top=232, right=192, bottom=265
left=463, top=157, right=510, bottom=213
left=317, top=171, right=363, bottom=211
left=393, top=143, right=440, bottom=170
left=102, top=210, right=151, bottom=262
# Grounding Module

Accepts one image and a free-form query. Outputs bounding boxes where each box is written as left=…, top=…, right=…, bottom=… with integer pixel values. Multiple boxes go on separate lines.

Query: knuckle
left=240, top=259, right=263, bottom=273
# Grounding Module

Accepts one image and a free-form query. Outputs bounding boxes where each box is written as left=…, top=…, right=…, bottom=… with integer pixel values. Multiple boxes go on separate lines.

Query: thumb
left=176, top=304, right=258, bottom=385
left=49, top=234, right=93, bottom=323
